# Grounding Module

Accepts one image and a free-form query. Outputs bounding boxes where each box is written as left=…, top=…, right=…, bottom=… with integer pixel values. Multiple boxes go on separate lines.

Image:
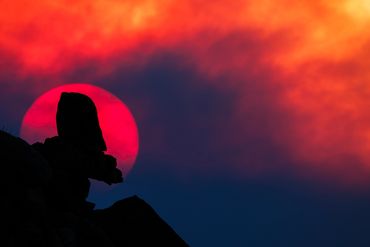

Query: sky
left=1, top=0, right=370, bottom=246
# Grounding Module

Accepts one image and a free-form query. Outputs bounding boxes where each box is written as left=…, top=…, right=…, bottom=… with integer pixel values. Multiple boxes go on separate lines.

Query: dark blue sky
left=88, top=158, right=370, bottom=247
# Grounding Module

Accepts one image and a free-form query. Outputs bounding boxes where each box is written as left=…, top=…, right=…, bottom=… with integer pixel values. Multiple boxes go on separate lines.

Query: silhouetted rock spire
left=57, top=92, right=106, bottom=152
left=33, top=92, right=123, bottom=215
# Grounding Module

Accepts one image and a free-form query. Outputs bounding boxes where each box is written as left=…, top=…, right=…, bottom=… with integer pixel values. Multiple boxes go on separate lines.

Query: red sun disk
left=20, top=83, right=139, bottom=176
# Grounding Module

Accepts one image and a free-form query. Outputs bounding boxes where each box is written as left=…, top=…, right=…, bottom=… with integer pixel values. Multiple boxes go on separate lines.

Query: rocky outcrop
left=0, top=130, right=188, bottom=247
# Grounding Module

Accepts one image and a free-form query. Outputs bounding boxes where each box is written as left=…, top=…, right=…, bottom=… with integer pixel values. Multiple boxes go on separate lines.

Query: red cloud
left=1, top=0, right=370, bottom=186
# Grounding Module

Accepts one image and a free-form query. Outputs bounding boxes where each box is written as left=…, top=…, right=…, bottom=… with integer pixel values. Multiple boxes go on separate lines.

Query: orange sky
left=1, top=0, right=370, bottom=185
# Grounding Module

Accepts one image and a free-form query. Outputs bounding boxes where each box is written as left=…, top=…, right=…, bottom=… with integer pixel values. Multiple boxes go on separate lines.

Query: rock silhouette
left=0, top=92, right=188, bottom=246
left=32, top=92, right=123, bottom=215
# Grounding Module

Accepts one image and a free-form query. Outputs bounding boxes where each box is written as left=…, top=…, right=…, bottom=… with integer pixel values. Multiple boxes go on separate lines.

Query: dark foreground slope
left=0, top=130, right=188, bottom=247
left=92, top=196, right=189, bottom=246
